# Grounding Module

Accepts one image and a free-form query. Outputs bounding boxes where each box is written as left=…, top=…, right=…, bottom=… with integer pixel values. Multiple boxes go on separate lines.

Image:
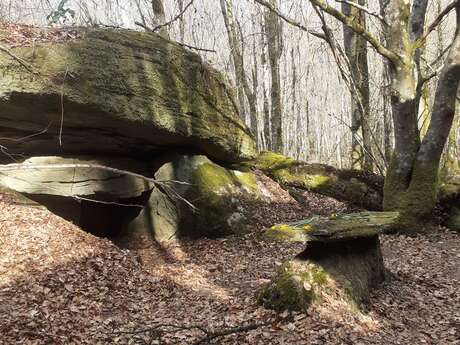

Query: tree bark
left=151, top=0, right=169, bottom=38
left=341, top=0, right=372, bottom=171
left=264, top=0, right=283, bottom=153
left=220, top=0, right=259, bottom=143
left=177, top=0, right=186, bottom=42
left=261, top=13, right=271, bottom=150
left=382, top=0, right=423, bottom=212
left=384, top=1, right=460, bottom=227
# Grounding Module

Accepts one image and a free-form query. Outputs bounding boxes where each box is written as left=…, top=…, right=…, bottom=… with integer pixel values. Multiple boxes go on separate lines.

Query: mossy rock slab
left=242, top=152, right=384, bottom=210
left=264, top=211, right=399, bottom=243
left=122, top=154, right=260, bottom=243
left=0, top=28, right=256, bottom=163
left=258, top=224, right=386, bottom=312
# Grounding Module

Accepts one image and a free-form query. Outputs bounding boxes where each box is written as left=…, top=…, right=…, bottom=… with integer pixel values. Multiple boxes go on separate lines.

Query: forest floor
left=0, top=174, right=459, bottom=345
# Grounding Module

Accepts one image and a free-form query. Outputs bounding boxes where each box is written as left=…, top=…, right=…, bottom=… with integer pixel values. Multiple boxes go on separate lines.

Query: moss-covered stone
left=259, top=222, right=386, bottom=312
left=257, top=260, right=328, bottom=311
left=0, top=27, right=256, bottom=163
left=241, top=152, right=384, bottom=210
left=123, top=154, right=261, bottom=242
left=264, top=212, right=399, bottom=242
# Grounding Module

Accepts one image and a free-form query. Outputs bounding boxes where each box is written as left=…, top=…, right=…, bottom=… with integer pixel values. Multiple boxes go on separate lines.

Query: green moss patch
left=264, top=212, right=399, bottom=243
left=257, top=260, right=329, bottom=311
left=241, top=151, right=384, bottom=211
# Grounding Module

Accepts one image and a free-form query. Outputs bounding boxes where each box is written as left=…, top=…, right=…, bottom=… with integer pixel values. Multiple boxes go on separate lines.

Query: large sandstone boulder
left=258, top=213, right=391, bottom=311
left=0, top=28, right=256, bottom=163
left=120, top=154, right=261, bottom=244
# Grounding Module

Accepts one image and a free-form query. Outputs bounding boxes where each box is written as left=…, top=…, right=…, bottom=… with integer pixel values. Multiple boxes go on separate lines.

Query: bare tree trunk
left=264, top=0, right=283, bottom=153
left=382, top=63, right=393, bottom=166
left=382, top=0, right=424, bottom=212
left=219, top=0, right=259, bottom=144
left=261, top=12, right=271, bottom=150
left=177, top=0, right=186, bottom=42
left=384, top=0, right=460, bottom=227
left=151, top=0, right=169, bottom=38
left=251, top=15, right=260, bottom=147
left=342, top=0, right=372, bottom=171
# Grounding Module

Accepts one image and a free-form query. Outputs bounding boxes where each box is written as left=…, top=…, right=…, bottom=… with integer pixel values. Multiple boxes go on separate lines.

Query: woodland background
left=2, top=0, right=456, bottom=174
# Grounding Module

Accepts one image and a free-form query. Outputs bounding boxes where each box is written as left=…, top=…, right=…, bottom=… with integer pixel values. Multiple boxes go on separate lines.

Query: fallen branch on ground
left=112, top=320, right=272, bottom=345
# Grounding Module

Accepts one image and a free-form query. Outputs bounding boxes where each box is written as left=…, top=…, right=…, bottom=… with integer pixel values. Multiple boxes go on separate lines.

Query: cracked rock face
left=0, top=28, right=256, bottom=163
left=0, top=156, right=154, bottom=199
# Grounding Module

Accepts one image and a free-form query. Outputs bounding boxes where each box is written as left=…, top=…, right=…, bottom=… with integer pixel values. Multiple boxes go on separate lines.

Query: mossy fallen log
left=241, top=152, right=384, bottom=210
left=258, top=212, right=389, bottom=312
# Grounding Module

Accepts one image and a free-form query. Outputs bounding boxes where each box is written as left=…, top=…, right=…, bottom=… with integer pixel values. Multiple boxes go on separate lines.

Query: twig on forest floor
left=112, top=320, right=272, bottom=345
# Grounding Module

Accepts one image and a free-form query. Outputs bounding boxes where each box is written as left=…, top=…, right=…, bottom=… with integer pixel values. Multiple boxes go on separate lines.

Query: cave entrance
left=24, top=193, right=149, bottom=240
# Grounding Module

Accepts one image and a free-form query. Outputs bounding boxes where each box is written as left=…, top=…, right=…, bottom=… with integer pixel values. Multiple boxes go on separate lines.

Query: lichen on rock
left=0, top=27, right=256, bottom=163
left=257, top=260, right=328, bottom=311
left=264, top=211, right=399, bottom=242
left=122, top=154, right=262, bottom=243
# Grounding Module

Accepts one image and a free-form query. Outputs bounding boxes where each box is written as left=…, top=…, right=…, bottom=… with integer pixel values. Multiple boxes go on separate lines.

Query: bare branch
left=111, top=320, right=271, bottom=345
left=419, top=0, right=458, bottom=43
left=134, top=21, right=216, bottom=53
left=334, top=0, right=386, bottom=23
left=0, top=44, right=36, bottom=74
left=151, top=0, right=195, bottom=33
left=0, top=161, right=202, bottom=212
left=307, top=0, right=401, bottom=64
left=252, top=0, right=326, bottom=40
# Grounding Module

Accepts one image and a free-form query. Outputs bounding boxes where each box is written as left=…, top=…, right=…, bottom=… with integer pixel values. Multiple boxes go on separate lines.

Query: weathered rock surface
left=264, top=211, right=399, bottom=242
left=258, top=213, right=388, bottom=311
left=0, top=156, right=154, bottom=198
left=242, top=152, right=384, bottom=210
left=120, top=154, right=261, bottom=244
left=0, top=155, right=155, bottom=238
left=0, top=28, right=256, bottom=163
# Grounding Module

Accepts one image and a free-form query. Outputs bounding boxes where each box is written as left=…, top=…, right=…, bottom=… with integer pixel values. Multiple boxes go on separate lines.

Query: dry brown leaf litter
left=0, top=184, right=459, bottom=344
left=0, top=22, right=82, bottom=47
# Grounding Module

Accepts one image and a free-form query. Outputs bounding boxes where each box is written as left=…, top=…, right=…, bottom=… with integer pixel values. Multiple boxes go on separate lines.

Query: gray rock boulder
left=120, top=154, right=261, bottom=244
